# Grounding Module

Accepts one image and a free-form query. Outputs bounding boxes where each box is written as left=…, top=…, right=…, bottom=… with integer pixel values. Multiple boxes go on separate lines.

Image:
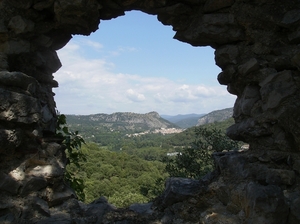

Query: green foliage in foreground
left=164, top=127, right=239, bottom=179
left=56, top=114, right=87, bottom=201
left=67, top=143, right=167, bottom=207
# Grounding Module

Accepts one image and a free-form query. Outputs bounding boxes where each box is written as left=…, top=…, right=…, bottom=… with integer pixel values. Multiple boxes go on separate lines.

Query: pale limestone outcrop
left=0, top=0, right=300, bottom=223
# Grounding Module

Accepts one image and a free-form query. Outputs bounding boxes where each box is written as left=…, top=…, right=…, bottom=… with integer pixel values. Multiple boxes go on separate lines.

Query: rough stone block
left=36, top=213, right=71, bottom=224
left=0, top=88, right=41, bottom=123
left=129, top=202, right=153, bottom=215
left=45, top=142, right=61, bottom=157
left=291, top=52, right=300, bottom=68
left=0, top=129, right=22, bottom=155
left=293, top=160, right=300, bottom=173
left=281, top=9, right=300, bottom=27
left=284, top=190, right=300, bottom=223
left=245, top=182, right=289, bottom=223
left=240, top=85, right=260, bottom=116
left=84, top=197, right=115, bottom=223
left=161, top=177, right=206, bottom=207
left=204, top=0, right=235, bottom=13
left=157, top=3, right=191, bottom=16
left=26, top=163, right=63, bottom=179
left=8, top=16, right=34, bottom=34
left=217, top=65, right=236, bottom=85
left=288, top=28, right=300, bottom=43
left=0, top=213, right=16, bottom=224
left=259, top=71, right=297, bottom=110
left=238, top=58, right=260, bottom=75
left=31, top=197, right=51, bottom=217
left=53, top=0, right=100, bottom=34
left=175, top=13, right=244, bottom=46
left=21, top=177, right=47, bottom=196
left=6, top=0, right=33, bottom=9
left=33, top=0, right=54, bottom=11
left=0, top=71, right=38, bottom=91
left=0, top=172, right=21, bottom=195
left=0, top=53, right=8, bottom=70
left=215, top=45, right=239, bottom=68
left=46, top=185, right=75, bottom=207
left=9, top=166, right=26, bottom=181
left=0, top=40, right=30, bottom=54
left=265, top=169, right=296, bottom=186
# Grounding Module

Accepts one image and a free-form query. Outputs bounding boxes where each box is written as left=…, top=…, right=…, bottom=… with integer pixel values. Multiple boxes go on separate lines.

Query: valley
left=64, top=108, right=237, bottom=207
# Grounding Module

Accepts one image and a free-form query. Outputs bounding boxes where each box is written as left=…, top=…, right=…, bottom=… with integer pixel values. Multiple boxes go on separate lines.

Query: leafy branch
left=56, top=113, right=86, bottom=201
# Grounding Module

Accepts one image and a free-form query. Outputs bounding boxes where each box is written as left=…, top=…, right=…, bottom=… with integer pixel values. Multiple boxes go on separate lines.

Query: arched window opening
left=53, top=10, right=236, bottom=207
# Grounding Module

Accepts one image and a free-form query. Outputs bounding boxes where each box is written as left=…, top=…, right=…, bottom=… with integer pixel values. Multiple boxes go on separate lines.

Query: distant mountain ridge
left=66, top=111, right=178, bottom=132
left=197, top=108, right=233, bottom=126
left=65, top=109, right=234, bottom=134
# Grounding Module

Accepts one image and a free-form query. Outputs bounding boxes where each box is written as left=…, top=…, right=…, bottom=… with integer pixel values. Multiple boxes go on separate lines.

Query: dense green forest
left=65, top=117, right=239, bottom=207
left=67, top=143, right=167, bottom=207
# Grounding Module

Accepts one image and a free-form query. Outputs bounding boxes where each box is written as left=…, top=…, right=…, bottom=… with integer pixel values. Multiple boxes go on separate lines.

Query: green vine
left=56, top=113, right=86, bottom=201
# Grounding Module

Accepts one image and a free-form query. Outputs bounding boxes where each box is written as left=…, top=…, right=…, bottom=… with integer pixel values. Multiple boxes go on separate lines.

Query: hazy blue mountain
left=174, top=116, right=204, bottom=128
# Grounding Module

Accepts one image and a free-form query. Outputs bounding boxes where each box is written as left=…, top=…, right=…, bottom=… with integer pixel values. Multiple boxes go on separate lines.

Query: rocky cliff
left=197, top=108, right=233, bottom=126
left=66, top=111, right=178, bottom=132
left=0, top=0, right=300, bottom=223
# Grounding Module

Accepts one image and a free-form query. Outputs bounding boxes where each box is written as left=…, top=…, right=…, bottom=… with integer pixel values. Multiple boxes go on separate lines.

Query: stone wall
left=0, top=0, right=300, bottom=223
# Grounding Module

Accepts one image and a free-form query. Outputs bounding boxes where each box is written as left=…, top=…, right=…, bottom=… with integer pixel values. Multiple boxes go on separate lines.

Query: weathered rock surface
left=66, top=111, right=178, bottom=132
left=197, top=108, right=233, bottom=126
left=0, top=0, right=300, bottom=223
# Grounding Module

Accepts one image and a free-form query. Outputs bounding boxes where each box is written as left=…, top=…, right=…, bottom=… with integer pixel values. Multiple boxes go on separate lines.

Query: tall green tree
left=164, top=127, right=239, bottom=179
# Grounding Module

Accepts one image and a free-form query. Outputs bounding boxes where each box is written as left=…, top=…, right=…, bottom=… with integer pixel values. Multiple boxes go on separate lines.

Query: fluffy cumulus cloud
left=126, top=89, right=146, bottom=102
left=53, top=41, right=236, bottom=115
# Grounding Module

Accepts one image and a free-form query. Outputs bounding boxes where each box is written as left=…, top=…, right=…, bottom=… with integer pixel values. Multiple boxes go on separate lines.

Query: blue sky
left=53, top=10, right=236, bottom=115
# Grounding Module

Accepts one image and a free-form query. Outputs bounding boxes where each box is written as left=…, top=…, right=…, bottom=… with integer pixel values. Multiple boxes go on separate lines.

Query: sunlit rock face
left=0, top=0, right=300, bottom=223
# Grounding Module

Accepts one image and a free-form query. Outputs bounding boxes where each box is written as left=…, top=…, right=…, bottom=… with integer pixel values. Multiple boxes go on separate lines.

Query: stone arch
left=1, top=0, right=300, bottom=222
left=1, top=0, right=299, bottom=153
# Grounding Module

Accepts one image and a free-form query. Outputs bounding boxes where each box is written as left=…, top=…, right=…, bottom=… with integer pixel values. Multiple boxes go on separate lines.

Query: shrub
left=164, top=127, right=238, bottom=179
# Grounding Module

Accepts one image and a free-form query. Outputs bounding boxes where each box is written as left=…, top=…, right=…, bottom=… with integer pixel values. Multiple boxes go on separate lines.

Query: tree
left=164, top=127, right=238, bottom=179
left=79, top=143, right=168, bottom=206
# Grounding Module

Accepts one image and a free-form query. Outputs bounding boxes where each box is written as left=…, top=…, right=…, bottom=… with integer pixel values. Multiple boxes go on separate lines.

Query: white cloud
left=53, top=41, right=236, bottom=115
left=126, top=89, right=146, bottom=102
left=195, top=85, right=220, bottom=97
left=109, top=46, right=138, bottom=57
left=179, top=84, right=189, bottom=90
left=83, top=40, right=103, bottom=49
